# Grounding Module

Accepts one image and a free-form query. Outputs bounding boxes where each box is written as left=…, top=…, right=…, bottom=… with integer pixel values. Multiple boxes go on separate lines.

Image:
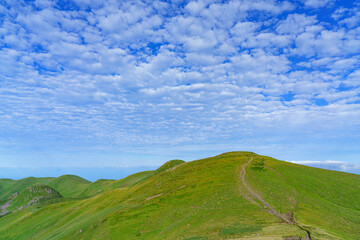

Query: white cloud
left=185, top=1, right=206, bottom=15
left=276, top=14, right=317, bottom=35
left=242, top=32, right=291, bottom=49
left=293, top=28, right=360, bottom=57
left=345, top=70, right=360, bottom=87
left=230, top=50, right=290, bottom=74
left=230, top=21, right=260, bottom=44
left=303, top=0, right=334, bottom=8
left=0, top=0, right=360, bottom=167
left=291, top=160, right=360, bottom=173
left=330, top=58, right=358, bottom=71
left=340, top=13, right=360, bottom=28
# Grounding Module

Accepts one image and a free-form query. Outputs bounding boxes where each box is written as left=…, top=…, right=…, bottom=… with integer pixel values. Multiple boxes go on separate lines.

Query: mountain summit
left=0, top=152, right=359, bottom=239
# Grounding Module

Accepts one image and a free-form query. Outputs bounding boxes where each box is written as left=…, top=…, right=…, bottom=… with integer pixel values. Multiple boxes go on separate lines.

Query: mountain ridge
left=0, top=152, right=359, bottom=239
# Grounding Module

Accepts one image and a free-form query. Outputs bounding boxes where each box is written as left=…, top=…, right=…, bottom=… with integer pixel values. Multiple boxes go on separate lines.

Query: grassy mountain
left=73, top=160, right=183, bottom=198
left=0, top=177, right=54, bottom=204
left=0, top=152, right=359, bottom=239
left=0, top=184, right=62, bottom=216
left=153, top=159, right=185, bottom=174
left=74, top=170, right=155, bottom=198
left=0, top=175, right=90, bottom=201
left=0, top=170, right=157, bottom=201
left=47, top=175, right=91, bottom=198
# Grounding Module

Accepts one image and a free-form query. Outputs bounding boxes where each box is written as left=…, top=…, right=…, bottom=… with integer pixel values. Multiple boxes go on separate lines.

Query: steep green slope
left=0, top=184, right=62, bottom=216
left=153, top=159, right=185, bottom=174
left=0, top=170, right=156, bottom=202
left=47, top=175, right=91, bottom=198
left=0, top=152, right=359, bottom=240
left=245, top=155, right=360, bottom=239
left=74, top=179, right=116, bottom=198
left=0, top=177, right=54, bottom=203
left=110, top=170, right=155, bottom=189
left=0, top=175, right=91, bottom=201
left=74, top=170, right=155, bottom=198
left=73, top=160, right=183, bottom=199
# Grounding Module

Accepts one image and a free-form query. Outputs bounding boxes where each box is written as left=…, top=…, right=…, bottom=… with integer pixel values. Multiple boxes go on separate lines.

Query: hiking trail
left=240, top=157, right=312, bottom=240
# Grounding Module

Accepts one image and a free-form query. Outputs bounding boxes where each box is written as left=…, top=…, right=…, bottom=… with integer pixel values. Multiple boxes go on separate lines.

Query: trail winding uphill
left=240, top=157, right=312, bottom=240
left=1, top=152, right=358, bottom=239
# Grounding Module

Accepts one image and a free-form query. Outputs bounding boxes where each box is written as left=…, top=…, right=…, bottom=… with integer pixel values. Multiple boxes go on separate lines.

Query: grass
left=220, top=223, right=262, bottom=236
left=47, top=175, right=91, bottom=198
left=0, top=152, right=359, bottom=239
left=246, top=154, right=360, bottom=239
left=0, top=177, right=54, bottom=202
left=4, top=184, right=62, bottom=213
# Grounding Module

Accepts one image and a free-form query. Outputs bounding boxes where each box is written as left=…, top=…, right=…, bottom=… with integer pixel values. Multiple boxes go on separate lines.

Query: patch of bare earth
left=146, top=193, right=163, bottom=200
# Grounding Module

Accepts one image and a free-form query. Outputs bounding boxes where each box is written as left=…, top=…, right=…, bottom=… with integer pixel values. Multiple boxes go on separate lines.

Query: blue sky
left=1, top=0, right=360, bottom=180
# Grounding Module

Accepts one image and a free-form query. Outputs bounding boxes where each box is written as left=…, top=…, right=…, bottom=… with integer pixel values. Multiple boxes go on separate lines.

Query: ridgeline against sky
left=0, top=0, right=359, bottom=176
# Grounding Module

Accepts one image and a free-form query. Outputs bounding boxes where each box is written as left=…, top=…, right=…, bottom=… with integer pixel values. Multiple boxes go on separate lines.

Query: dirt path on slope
left=240, top=157, right=312, bottom=240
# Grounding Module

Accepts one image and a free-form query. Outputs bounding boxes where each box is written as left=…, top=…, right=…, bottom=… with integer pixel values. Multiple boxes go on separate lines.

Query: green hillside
left=153, top=159, right=185, bottom=174
left=73, top=160, right=183, bottom=198
left=0, top=177, right=54, bottom=203
left=0, top=184, right=62, bottom=216
left=47, top=175, right=91, bottom=198
left=74, top=170, right=154, bottom=198
left=0, top=152, right=359, bottom=239
left=0, top=170, right=156, bottom=201
left=0, top=175, right=90, bottom=200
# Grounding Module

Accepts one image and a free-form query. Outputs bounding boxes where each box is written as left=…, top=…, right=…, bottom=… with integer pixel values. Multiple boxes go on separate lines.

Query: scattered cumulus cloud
left=303, top=0, right=335, bottom=8
left=0, top=0, right=359, bottom=167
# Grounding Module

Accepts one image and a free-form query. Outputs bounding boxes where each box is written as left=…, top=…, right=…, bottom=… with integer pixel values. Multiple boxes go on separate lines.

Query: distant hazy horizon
left=1, top=153, right=359, bottom=181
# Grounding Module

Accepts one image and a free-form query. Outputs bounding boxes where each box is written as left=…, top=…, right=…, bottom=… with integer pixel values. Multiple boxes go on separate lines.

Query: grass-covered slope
left=0, top=152, right=359, bottom=240
left=47, top=175, right=91, bottom=198
left=73, top=160, right=183, bottom=199
left=0, top=175, right=90, bottom=201
left=110, top=170, right=155, bottom=189
left=74, top=170, right=154, bottom=198
left=0, top=184, right=62, bottom=216
left=73, top=179, right=116, bottom=199
left=0, top=177, right=54, bottom=204
left=245, top=155, right=360, bottom=239
left=0, top=170, right=156, bottom=201
left=153, top=159, right=185, bottom=174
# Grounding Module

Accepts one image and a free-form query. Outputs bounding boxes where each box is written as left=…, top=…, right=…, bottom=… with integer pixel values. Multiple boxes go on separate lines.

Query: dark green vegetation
left=0, top=152, right=359, bottom=239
